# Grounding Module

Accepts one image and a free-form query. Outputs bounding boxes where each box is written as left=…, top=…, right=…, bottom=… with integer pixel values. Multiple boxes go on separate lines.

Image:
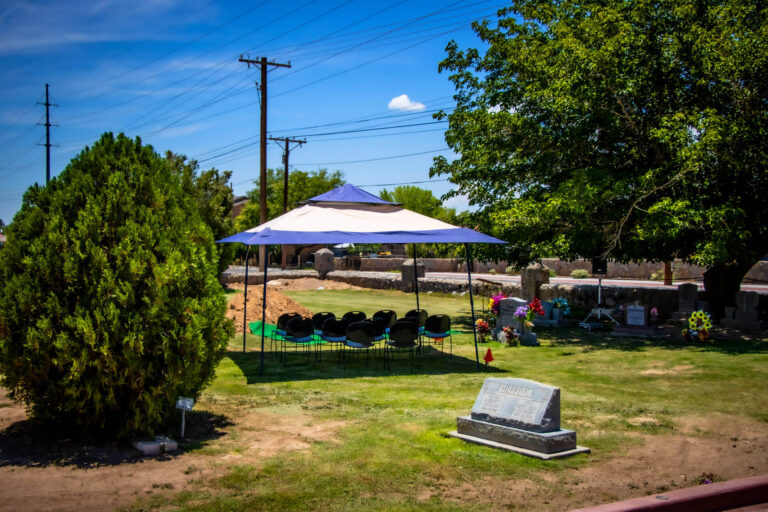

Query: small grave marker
left=176, top=396, right=195, bottom=439
left=625, top=304, right=647, bottom=327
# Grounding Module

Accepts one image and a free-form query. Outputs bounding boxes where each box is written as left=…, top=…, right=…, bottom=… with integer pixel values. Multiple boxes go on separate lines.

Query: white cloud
left=388, top=94, right=425, bottom=112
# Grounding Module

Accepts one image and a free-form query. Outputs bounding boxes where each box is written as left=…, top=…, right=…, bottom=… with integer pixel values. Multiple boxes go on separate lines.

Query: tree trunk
left=702, top=261, right=755, bottom=321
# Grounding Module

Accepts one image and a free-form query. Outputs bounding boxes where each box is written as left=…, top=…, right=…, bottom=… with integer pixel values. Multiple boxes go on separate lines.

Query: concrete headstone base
left=454, top=416, right=589, bottom=459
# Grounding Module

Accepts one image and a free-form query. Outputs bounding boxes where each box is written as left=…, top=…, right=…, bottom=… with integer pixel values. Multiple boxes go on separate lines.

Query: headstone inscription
left=625, top=304, right=647, bottom=327
left=613, top=302, right=665, bottom=338
left=450, top=378, right=589, bottom=459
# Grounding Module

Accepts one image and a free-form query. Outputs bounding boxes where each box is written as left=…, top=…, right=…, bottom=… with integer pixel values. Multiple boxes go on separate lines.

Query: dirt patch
left=0, top=390, right=348, bottom=512
left=437, top=414, right=768, bottom=511
left=265, top=278, right=364, bottom=291
left=226, top=285, right=314, bottom=334
left=640, top=363, right=696, bottom=375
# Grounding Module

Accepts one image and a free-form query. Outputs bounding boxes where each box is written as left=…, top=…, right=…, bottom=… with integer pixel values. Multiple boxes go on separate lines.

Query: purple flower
left=514, top=306, right=529, bottom=319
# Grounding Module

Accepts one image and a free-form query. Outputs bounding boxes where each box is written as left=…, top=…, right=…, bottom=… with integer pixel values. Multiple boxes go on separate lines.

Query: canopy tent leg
left=260, top=245, right=268, bottom=376
left=242, top=245, right=250, bottom=354
left=412, top=243, right=420, bottom=311
left=465, top=243, right=480, bottom=371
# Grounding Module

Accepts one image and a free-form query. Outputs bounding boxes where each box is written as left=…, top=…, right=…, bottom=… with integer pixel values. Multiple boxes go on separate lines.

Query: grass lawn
left=125, top=288, right=768, bottom=512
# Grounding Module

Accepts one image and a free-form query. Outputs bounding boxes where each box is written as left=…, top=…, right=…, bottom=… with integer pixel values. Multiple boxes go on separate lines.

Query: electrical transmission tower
left=37, top=84, right=58, bottom=185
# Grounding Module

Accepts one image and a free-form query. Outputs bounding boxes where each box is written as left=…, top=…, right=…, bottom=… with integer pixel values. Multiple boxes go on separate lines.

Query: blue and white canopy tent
left=218, top=184, right=505, bottom=374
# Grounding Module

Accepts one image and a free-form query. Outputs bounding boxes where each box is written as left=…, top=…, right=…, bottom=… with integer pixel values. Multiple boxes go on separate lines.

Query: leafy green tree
left=431, top=0, right=768, bottom=314
left=241, top=168, right=345, bottom=222
left=166, top=152, right=236, bottom=274
left=233, top=168, right=344, bottom=263
left=379, top=185, right=462, bottom=258
left=0, top=133, right=232, bottom=440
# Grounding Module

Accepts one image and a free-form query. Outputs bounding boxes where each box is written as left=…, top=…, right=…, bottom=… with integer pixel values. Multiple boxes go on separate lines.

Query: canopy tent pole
left=412, top=243, right=420, bottom=311
left=465, top=243, right=480, bottom=370
left=260, top=245, right=268, bottom=376
left=242, top=245, right=250, bottom=354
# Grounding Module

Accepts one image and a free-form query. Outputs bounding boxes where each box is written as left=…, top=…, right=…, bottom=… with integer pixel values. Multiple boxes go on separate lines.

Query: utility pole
left=37, top=84, right=58, bottom=185
left=268, top=136, right=306, bottom=269
left=268, top=137, right=306, bottom=214
left=239, top=56, right=290, bottom=269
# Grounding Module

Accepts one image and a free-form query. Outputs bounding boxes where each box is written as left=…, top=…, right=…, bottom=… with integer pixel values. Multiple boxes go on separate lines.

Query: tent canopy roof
left=299, top=183, right=396, bottom=205
left=219, top=184, right=505, bottom=246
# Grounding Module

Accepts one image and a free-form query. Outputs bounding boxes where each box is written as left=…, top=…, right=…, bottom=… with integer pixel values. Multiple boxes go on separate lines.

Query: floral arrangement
left=487, top=292, right=507, bottom=315
left=551, top=297, right=570, bottom=315
left=475, top=318, right=490, bottom=337
left=503, top=325, right=519, bottom=346
left=682, top=310, right=712, bottom=342
left=513, top=298, right=545, bottom=328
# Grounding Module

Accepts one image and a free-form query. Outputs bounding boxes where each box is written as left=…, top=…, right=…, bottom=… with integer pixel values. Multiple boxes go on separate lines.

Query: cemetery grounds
left=0, top=280, right=766, bottom=511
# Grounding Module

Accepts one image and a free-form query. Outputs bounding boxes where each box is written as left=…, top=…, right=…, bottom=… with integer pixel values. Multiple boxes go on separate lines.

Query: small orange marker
left=483, top=348, right=494, bottom=364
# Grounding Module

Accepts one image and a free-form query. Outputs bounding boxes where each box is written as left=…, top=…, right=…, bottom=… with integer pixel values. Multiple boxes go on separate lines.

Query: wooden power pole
left=239, top=56, right=290, bottom=268
left=268, top=136, right=306, bottom=213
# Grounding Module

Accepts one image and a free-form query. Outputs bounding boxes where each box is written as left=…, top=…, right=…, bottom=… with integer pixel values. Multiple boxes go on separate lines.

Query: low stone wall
left=221, top=267, right=763, bottom=321
left=333, top=257, right=768, bottom=282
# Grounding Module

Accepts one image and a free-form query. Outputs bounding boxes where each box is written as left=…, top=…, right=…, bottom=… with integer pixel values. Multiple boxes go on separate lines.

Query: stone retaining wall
left=333, top=257, right=768, bottom=283
left=220, top=268, right=679, bottom=315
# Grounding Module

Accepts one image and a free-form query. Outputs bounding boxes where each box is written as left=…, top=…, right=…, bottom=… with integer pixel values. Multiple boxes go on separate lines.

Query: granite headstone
left=450, top=378, right=589, bottom=459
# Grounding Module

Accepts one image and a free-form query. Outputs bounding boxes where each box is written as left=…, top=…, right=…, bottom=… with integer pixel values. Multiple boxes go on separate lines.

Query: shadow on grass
left=544, top=326, right=768, bottom=354
left=227, top=344, right=505, bottom=384
left=0, top=409, right=232, bottom=469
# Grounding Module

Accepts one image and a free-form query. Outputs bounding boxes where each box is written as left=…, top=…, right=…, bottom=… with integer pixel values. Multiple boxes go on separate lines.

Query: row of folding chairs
left=271, top=309, right=452, bottom=366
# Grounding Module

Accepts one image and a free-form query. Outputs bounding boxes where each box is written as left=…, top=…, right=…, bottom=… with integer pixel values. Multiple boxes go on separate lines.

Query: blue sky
left=0, top=0, right=503, bottom=226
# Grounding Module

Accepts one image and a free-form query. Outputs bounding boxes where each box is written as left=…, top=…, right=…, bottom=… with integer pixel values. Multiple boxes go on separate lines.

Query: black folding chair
left=405, top=309, right=428, bottom=333
left=272, top=312, right=302, bottom=355
left=283, top=317, right=316, bottom=362
left=372, top=309, right=397, bottom=334
left=342, top=310, right=367, bottom=324
left=385, top=319, right=420, bottom=368
left=423, top=314, right=452, bottom=355
left=342, top=320, right=376, bottom=367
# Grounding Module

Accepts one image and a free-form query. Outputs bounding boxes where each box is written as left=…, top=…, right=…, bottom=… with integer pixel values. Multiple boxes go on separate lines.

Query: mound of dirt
left=226, top=287, right=313, bottom=334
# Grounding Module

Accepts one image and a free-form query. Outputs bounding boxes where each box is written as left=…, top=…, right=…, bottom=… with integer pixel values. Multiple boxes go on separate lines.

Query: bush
left=571, top=269, right=590, bottom=279
left=0, top=133, right=233, bottom=440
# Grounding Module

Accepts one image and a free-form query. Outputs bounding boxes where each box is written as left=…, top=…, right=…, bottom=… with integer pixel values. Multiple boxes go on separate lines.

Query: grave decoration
left=613, top=301, right=666, bottom=338
left=513, top=298, right=544, bottom=345
left=682, top=310, right=712, bottom=342
left=502, top=326, right=519, bottom=346
left=551, top=297, right=570, bottom=320
left=475, top=318, right=490, bottom=343
left=450, top=378, right=590, bottom=459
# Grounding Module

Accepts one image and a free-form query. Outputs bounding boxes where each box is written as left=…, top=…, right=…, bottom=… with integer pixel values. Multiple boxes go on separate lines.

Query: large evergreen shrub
left=0, top=133, right=233, bottom=440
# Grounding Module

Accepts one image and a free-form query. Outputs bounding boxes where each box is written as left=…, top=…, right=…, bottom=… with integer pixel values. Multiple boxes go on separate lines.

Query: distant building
left=232, top=196, right=248, bottom=219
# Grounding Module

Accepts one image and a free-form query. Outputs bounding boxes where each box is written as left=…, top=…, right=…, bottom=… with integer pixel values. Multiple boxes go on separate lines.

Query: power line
left=357, top=178, right=450, bottom=187
left=294, top=148, right=449, bottom=166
